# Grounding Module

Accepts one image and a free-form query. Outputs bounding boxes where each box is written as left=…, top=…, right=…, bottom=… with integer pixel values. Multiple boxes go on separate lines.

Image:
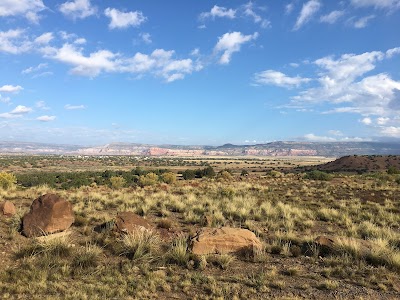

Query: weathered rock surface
left=191, top=227, right=262, bottom=255
left=315, top=235, right=377, bottom=256
left=22, top=194, right=75, bottom=237
left=115, top=212, right=152, bottom=233
left=0, top=201, right=16, bottom=217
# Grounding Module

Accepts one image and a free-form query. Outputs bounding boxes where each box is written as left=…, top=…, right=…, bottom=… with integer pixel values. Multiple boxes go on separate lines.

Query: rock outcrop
left=315, top=235, right=377, bottom=256
left=190, top=227, right=262, bottom=255
left=0, top=201, right=16, bottom=217
left=114, top=212, right=152, bottom=233
left=22, top=194, right=75, bottom=237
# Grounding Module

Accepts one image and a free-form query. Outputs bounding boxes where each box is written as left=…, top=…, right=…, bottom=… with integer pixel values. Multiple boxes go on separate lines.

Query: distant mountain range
left=1, top=141, right=400, bottom=157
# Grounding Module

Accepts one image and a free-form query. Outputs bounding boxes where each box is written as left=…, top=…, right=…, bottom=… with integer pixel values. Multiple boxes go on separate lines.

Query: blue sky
left=0, top=0, right=400, bottom=146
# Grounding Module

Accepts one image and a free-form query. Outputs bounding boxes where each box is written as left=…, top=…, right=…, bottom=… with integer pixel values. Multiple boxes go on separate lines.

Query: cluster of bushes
left=16, top=167, right=176, bottom=189
left=0, top=172, right=17, bottom=190
left=304, top=170, right=332, bottom=181
left=181, top=166, right=215, bottom=180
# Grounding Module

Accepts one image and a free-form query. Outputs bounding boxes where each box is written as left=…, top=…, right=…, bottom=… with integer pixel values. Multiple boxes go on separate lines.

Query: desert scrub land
left=1, top=157, right=400, bottom=299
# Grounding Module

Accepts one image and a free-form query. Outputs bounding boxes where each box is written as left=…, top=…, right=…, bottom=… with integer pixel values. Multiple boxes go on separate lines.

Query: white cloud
left=0, top=113, right=20, bottom=119
left=214, top=31, right=258, bottom=65
left=304, top=133, right=369, bottom=142
left=140, top=33, right=152, bottom=44
left=285, top=3, right=295, bottom=15
left=0, top=95, right=11, bottom=104
left=43, top=43, right=118, bottom=77
left=36, top=100, right=50, bottom=110
left=386, top=47, right=400, bottom=58
left=104, top=8, right=146, bottom=29
left=200, top=5, right=236, bottom=19
left=289, top=48, right=400, bottom=125
left=59, top=0, right=96, bottom=19
left=294, top=0, right=321, bottom=30
left=10, top=105, right=32, bottom=114
left=0, top=29, right=32, bottom=54
left=0, top=0, right=46, bottom=23
left=377, top=117, right=390, bottom=125
left=328, top=130, right=343, bottom=136
left=0, top=85, right=23, bottom=93
left=65, top=104, right=86, bottom=110
left=320, top=10, right=345, bottom=24
left=361, top=117, right=372, bottom=125
left=74, top=38, right=86, bottom=45
left=44, top=43, right=201, bottom=81
left=254, top=70, right=311, bottom=88
left=34, top=32, right=53, bottom=44
left=37, top=115, right=56, bottom=122
left=353, top=15, right=375, bottom=28
left=380, top=126, right=400, bottom=137
left=242, top=2, right=270, bottom=28
left=304, top=133, right=336, bottom=142
left=351, top=0, right=400, bottom=10
left=0, top=105, right=32, bottom=119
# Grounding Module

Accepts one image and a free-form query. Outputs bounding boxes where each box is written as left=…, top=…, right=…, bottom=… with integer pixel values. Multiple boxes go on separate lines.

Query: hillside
left=315, top=155, right=400, bottom=173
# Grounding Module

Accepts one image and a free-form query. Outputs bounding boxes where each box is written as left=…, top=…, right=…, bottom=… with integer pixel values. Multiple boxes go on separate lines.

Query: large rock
left=315, top=235, right=376, bottom=256
left=0, top=200, right=16, bottom=217
left=114, top=212, right=152, bottom=233
left=22, top=194, right=75, bottom=237
left=190, top=227, right=262, bottom=255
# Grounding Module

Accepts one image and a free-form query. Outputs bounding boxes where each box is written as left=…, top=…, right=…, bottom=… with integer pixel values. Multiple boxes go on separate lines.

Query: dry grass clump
left=118, top=230, right=161, bottom=262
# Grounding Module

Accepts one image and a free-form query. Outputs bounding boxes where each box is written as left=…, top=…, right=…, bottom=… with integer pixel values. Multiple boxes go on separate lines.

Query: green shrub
left=110, top=176, right=126, bottom=189
left=304, top=170, right=332, bottom=181
left=0, top=172, right=17, bottom=190
left=139, top=172, right=159, bottom=187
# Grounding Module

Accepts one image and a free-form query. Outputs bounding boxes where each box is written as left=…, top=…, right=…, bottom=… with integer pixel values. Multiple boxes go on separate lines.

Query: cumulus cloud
left=254, top=70, right=311, bottom=88
left=320, top=10, right=345, bottom=24
left=361, top=117, right=372, bottom=125
left=59, top=0, right=96, bottom=19
left=380, top=126, right=400, bottom=137
left=10, top=105, right=32, bottom=114
left=0, top=0, right=46, bottom=23
left=0, top=29, right=32, bottom=54
left=214, top=31, right=258, bottom=65
left=200, top=5, right=236, bottom=19
left=294, top=0, right=321, bottom=30
left=0, top=105, right=32, bottom=118
left=0, top=85, right=23, bottom=93
left=37, top=115, right=56, bottom=122
left=43, top=43, right=201, bottom=81
left=351, top=0, right=400, bottom=10
left=104, top=8, right=146, bottom=29
left=65, top=104, right=86, bottom=110
left=286, top=48, right=400, bottom=131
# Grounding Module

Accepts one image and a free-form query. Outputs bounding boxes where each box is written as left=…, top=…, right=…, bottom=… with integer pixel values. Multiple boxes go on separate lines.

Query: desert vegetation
left=1, top=155, right=400, bottom=299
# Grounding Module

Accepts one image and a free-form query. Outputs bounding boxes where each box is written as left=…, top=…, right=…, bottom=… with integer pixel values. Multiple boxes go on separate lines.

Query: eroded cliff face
left=1, top=141, right=399, bottom=157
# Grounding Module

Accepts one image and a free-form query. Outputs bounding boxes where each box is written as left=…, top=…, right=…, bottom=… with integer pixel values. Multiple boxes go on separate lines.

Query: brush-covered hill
left=310, top=155, right=400, bottom=173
